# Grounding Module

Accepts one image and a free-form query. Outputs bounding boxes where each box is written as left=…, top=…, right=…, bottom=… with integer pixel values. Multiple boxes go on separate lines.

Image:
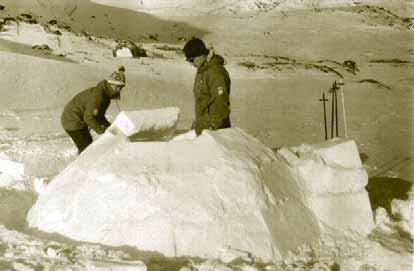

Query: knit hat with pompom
left=107, top=66, right=126, bottom=86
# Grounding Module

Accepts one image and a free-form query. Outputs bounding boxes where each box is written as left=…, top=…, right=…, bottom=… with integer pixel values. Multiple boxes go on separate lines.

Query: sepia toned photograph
left=0, top=0, right=412, bottom=270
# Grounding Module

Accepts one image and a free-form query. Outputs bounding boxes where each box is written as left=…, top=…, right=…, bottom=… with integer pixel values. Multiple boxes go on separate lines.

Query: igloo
left=27, top=107, right=374, bottom=261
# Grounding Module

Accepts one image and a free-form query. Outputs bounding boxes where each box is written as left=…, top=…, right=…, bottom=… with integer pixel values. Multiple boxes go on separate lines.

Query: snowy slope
left=91, top=0, right=410, bottom=15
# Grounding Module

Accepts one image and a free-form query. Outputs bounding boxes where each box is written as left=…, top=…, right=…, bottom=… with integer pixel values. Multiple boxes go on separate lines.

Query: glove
left=95, top=125, right=107, bottom=134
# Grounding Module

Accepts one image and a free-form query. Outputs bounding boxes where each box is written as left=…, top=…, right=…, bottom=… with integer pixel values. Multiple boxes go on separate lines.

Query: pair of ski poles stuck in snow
left=319, top=80, right=348, bottom=140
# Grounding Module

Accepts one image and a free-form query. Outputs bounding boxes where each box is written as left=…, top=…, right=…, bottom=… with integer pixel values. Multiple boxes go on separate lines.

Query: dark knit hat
left=107, top=66, right=126, bottom=86
left=182, top=37, right=209, bottom=58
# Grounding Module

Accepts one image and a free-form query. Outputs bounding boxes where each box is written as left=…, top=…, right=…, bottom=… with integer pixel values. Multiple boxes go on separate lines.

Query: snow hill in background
left=91, top=0, right=410, bottom=15
left=92, top=0, right=356, bottom=15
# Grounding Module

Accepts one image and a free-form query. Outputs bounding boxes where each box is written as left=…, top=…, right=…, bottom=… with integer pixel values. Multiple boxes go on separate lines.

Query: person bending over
left=61, top=66, right=126, bottom=154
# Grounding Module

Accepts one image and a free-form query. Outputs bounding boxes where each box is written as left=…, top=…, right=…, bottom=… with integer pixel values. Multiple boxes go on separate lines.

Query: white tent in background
left=27, top=107, right=374, bottom=262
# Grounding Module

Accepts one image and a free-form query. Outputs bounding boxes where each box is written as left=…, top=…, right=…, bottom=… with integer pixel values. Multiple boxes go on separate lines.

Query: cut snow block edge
left=286, top=138, right=363, bottom=168
left=59, top=108, right=173, bottom=179
left=309, top=138, right=363, bottom=168
left=71, top=107, right=181, bottom=168
left=295, top=161, right=368, bottom=196
left=276, top=138, right=368, bottom=196
left=110, top=107, right=180, bottom=138
left=307, top=191, right=375, bottom=234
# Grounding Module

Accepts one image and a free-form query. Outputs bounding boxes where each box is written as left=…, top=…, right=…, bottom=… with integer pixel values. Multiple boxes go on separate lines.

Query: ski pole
left=335, top=84, right=339, bottom=137
left=330, top=83, right=335, bottom=138
left=338, top=80, right=347, bottom=138
left=319, top=93, right=328, bottom=140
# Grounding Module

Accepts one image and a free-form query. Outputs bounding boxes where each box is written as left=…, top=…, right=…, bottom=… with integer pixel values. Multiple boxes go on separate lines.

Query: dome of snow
left=27, top=108, right=374, bottom=261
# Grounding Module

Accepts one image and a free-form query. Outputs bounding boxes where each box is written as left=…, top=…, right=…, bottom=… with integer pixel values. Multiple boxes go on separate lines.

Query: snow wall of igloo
left=27, top=107, right=374, bottom=261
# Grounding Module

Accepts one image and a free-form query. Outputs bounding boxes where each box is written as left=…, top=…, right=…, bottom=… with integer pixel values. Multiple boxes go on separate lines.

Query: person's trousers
left=65, top=128, right=93, bottom=154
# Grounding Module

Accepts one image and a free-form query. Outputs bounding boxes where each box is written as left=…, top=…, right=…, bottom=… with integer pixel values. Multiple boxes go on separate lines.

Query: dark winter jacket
left=193, top=54, right=231, bottom=135
left=61, top=80, right=112, bottom=133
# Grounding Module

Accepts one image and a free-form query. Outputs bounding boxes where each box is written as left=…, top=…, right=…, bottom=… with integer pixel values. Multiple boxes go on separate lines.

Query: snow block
left=110, top=107, right=180, bottom=140
left=308, top=138, right=363, bottom=168
left=27, top=112, right=373, bottom=261
left=307, top=192, right=374, bottom=234
left=278, top=144, right=368, bottom=196
left=276, top=139, right=374, bottom=234
left=295, top=160, right=368, bottom=196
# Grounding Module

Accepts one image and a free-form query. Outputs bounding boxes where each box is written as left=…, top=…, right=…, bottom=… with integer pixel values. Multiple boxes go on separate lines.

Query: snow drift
left=391, top=188, right=414, bottom=238
left=27, top=108, right=374, bottom=261
left=0, top=152, right=25, bottom=190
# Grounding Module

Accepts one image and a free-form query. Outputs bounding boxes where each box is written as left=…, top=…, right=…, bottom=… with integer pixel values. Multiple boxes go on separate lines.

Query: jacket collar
left=197, top=51, right=225, bottom=73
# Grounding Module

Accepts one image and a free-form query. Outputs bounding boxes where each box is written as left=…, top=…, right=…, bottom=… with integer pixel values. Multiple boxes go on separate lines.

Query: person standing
left=182, top=37, right=231, bottom=136
left=61, top=66, right=126, bottom=154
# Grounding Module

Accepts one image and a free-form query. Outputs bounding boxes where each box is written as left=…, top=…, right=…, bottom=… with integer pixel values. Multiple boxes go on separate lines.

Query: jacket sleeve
left=96, top=115, right=111, bottom=128
left=206, top=69, right=230, bottom=129
left=83, top=94, right=107, bottom=134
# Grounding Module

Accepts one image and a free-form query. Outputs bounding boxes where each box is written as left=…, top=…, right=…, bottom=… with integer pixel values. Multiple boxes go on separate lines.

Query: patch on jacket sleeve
left=217, top=86, right=224, bottom=95
left=93, top=108, right=99, bottom=116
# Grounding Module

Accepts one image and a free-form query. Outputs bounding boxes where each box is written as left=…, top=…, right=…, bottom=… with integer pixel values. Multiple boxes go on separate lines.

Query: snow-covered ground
left=0, top=0, right=412, bottom=270
left=0, top=131, right=412, bottom=270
